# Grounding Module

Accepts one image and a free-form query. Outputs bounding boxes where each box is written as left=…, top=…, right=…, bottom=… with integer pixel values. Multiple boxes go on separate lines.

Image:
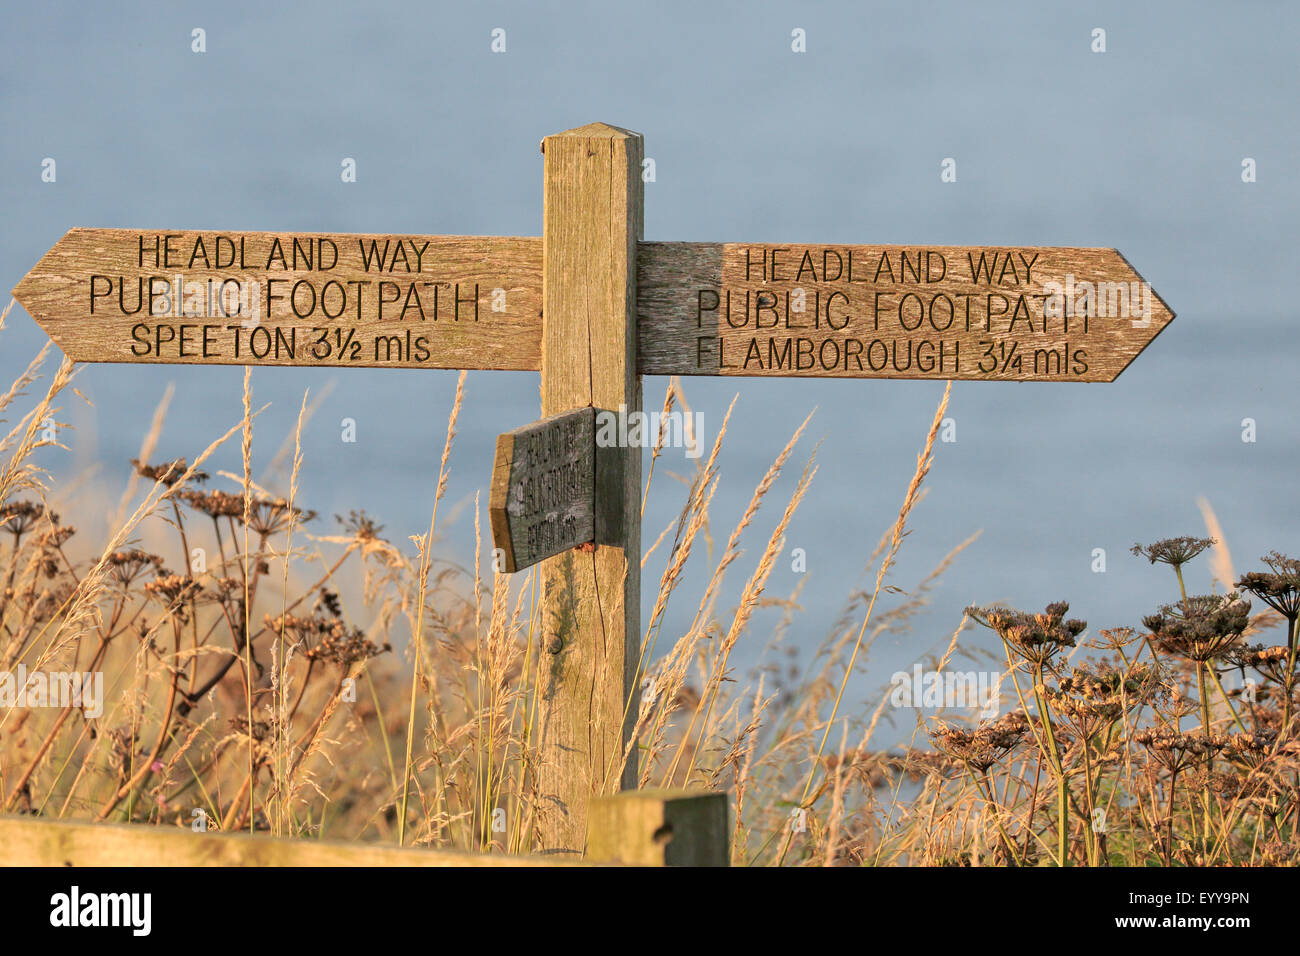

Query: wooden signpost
left=10, top=122, right=1175, bottom=859
left=489, top=406, right=596, bottom=574
left=13, top=237, right=1171, bottom=383
left=12, top=228, right=542, bottom=370
left=638, top=243, right=1172, bottom=381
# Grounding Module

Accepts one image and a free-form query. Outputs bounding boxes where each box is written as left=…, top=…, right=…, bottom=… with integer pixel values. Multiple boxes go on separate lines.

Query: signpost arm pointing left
left=535, top=123, right=643, bottom=856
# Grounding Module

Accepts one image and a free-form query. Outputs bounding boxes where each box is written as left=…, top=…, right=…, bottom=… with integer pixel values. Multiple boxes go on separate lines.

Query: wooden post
left=535, top=123, right=643, bottom=856
left=586, top=790, right=729, bottom=866
left=0, top=815, right=579, bottom=868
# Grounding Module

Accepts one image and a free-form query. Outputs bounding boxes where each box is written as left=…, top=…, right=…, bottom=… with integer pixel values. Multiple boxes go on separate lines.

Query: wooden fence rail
left=0, top=790, right=727, bottom=867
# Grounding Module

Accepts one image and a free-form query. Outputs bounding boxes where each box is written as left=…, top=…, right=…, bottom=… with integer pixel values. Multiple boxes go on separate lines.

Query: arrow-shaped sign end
left=1101, top=248, right=1176, bottom=382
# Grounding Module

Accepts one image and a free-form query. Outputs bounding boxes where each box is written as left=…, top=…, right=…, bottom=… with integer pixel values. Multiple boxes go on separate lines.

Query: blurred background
left=3, top=1, right=1297, bottom=738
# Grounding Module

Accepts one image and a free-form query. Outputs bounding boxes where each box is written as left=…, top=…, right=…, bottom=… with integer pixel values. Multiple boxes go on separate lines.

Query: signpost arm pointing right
left=536, top=123, right=643, bottom=855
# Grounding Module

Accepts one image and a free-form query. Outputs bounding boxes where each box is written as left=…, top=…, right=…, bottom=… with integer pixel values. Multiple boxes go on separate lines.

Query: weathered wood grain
left=488, top=406, right=596, bottom=573
left=586, top=790, right=729, bottom=866
left=637, top=242, right=1174, bottom=382
left=0, top=791, right=728, bottom=865
left=535, top=123, right=643, bottom=856
left=0, top=814, right=579, bottom=867
left=13, top=232, right=1174, bottom=382
left=12, top=228, right=542, bottom=370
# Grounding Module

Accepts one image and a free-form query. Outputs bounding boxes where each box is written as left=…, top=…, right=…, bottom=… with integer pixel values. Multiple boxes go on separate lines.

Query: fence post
left=586, top=790, right=729, bottom=866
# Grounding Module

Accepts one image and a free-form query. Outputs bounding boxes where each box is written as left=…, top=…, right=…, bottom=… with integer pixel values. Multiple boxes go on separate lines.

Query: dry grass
left=2, top=308, right=1297, bottom=865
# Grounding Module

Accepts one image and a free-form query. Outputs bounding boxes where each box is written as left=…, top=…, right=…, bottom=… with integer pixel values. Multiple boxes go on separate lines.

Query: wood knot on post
left=546, top=633, right=563, bottom=654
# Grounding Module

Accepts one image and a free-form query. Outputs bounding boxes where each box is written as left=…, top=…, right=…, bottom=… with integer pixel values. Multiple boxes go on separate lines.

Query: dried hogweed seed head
left=38, top=524, right=75, bottom=551
left=1237, top=553, right=1300, bottom=623
left=1134, top=727, right=1228, bottom=773
left=1131, top=536, right=1215, bottom=569
left=180, top=489, right=244, bottom=519
left=246, top=498, right=316, bottom=537
left=0, top=501, right=47, bottom=537
left=1143, top=592, right=1251, bottom=662
left=1052, top=659, right=1159, bottom=736
left=336, top=509, right=384, bottom=540
left=966, top=602, right=1085, bottom=665
left=1222, top=730, right=1278, bottom=769
left=1088, top=626, right=1140, bottom=651
left=267, top=612, right=389, bottom=666
left=929, top=710, right=1030, bottom=772
left=315, top=588, right=342, bottom=618
left=1230, top=643, right=1294, bottom=686
left=107, top=549, right=166, bottom=588
left=133, top=457, right=208, bottom=487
